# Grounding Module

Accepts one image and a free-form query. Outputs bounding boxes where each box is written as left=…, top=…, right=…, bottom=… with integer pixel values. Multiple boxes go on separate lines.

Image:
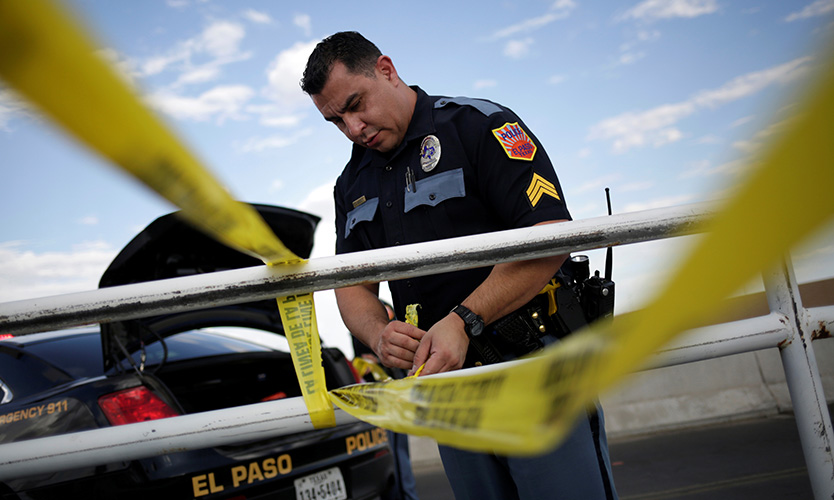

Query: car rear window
left=20, top=333, right=104, bottom=379
left=115, top=330, right=274, bottom=370
left=5, top=329, right=280, bottom=378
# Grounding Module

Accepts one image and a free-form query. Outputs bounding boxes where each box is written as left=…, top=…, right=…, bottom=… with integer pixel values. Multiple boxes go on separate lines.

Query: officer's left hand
left=409, top=313, right=469, bottom=376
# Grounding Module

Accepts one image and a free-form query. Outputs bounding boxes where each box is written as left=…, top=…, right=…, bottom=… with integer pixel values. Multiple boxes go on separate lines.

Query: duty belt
left=463, top=278, right=588, bottom=367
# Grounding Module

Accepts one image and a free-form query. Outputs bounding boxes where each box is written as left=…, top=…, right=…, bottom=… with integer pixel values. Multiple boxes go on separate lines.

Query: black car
left=0, top=205, right=394, bottom=500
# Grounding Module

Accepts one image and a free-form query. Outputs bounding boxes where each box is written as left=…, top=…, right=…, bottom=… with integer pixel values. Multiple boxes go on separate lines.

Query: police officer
left=302, top=31, right=617, bottom=500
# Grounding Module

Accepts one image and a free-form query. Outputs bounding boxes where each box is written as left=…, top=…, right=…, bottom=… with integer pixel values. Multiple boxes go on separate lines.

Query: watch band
left=451, top=305, right=485, bottom=337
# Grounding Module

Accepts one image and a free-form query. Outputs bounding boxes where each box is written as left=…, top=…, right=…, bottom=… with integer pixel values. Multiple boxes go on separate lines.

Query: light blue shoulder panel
left=434, top=97, right=501, bottom=116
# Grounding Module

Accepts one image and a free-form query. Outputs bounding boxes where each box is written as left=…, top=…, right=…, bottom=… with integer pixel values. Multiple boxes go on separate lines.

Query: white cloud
left=679, top=159, right=710, bottom=178
left=623, top=193, right=696, bottom=212
left=238, top=127, right=314, bottom=152
left=96, top=48, right=140, bottom=86
left=588, top=101, right=694, bottom=153
left=678, top=158, right=749, bottom=179
left=620, top=30, right=661, bottom=53
left=588, top=57, right=813, bottom=153
left=615, top=29, right=659, bottom=67
left=0, top=88, right=32, bottom=130
left=245, top=106, right=305, bottom=128
left=142, top=52, right=183, bottom=76
left=695, top=134, right=722, bottom=144
left=268, top=179, right=285, bottom=193
left=77, top=216, right=99, bottom=226
left=149, top=85, right=255, bottom=122
left=549, top=75, right=567, bottom=85
left=474, top=79, right=497, bottom=90
left=552, top=0, right=576, bottom=9
left=619, top=0, right=719, bottom=22
left=731, top=115, right=755, bottom=128
left=488, top=1, right=576, bottom=40
left=175, top=65, right=221, bottom=86
left=199, top=21, right=246, bottom=58
left=618, top=51, right=646, bottom=65
left=785, top=0, right=834, bottom=22
left=264, top=39, right=320, bottom=110
left=575, top=174, right=622, bottom=194
left=491, top=13, right=565, bottom=39
left=293, top=14, right=312, bottom=37
left=0, top=241, right=117, bottom=302
left=138, top=20, right=251, bottom=86
left=243, top=9, right=273, bottom=24
left=504, top=38, right=535, bottom=59
left=691, top=57, right=811, bottom=108
left=637, top=30, right=662, bottom=41
left=731, top=116, right=795, bottom=155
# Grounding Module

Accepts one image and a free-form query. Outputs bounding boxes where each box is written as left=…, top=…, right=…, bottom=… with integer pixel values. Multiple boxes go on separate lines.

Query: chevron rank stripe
left=526, top=173, right=561, bottom=207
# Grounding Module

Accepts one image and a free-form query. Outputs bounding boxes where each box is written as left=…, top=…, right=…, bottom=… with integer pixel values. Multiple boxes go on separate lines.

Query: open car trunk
left=97, top=204, right=321, bottom=373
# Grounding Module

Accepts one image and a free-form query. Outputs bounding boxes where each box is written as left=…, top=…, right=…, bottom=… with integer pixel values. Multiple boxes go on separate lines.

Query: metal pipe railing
left=0, top=202, right=711, bottom=336
left=764, top=258, right=834, bottom=498
left=0, top=396, right=360, bottom=481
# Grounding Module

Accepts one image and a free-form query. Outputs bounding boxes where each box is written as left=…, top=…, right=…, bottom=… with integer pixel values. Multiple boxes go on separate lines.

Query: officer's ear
left=375, top=55, right=398, bottom=83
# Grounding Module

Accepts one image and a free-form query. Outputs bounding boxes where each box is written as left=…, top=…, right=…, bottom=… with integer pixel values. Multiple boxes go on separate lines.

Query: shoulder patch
left=492, top=122, right=537, bottom=161
left=434, top=97, right=501, bottom=116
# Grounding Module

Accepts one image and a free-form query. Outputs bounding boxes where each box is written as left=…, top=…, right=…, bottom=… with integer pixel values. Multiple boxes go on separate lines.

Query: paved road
left=413, top=406, right=829, bottom=499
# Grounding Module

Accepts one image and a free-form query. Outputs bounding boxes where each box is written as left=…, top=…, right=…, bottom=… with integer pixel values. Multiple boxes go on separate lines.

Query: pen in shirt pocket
left=405, top=166, right=416, bottom=193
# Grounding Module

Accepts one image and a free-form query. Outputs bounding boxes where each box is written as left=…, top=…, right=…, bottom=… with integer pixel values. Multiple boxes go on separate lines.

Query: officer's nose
left=344, top=115, right=365, bottom=141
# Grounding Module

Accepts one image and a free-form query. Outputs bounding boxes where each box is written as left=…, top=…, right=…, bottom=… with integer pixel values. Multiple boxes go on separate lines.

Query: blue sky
left=2, top=0, right=833, bottom=354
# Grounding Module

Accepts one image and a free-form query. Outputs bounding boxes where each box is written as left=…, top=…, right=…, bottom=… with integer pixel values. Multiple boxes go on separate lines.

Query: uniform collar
left=354, top=86, right=436, bottom=171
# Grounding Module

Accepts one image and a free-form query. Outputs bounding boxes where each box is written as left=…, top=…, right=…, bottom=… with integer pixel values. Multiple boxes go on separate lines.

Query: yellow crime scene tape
left=2, top=0, right=833, bottom=454
left=352, top=357, right=394, bottom=383
left=0, top=0, right=335, bottom=428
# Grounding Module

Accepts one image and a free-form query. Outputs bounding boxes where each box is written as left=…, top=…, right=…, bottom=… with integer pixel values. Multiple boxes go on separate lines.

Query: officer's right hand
left=409, top=313, right=469, bottom=376
left=373, top=320, right=425, bottom=370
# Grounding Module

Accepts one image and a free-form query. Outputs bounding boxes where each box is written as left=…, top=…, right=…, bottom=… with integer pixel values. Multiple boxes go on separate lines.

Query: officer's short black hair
left=301, top=31, right=382, bottom=95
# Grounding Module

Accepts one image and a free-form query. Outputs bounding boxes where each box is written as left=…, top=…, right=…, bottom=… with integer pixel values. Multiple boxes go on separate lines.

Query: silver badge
left=419, top=135, right=441, bottom=172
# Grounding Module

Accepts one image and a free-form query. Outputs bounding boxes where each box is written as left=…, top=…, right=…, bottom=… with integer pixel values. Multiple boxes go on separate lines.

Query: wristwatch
left=451, top=305, right=485, bottom=337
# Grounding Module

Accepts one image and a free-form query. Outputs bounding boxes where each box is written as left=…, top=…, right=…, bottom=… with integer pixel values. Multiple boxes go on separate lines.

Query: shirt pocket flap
left=404, top=168, right=466, bottom=213
left=345, top=197, right=379, bottom=238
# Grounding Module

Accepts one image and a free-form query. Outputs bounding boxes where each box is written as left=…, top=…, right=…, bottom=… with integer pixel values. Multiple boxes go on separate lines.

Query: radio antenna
left=604, top=188, right=613, bottom=281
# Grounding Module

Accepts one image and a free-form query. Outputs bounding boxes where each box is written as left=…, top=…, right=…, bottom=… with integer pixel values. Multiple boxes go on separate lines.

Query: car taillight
left=346, top=358, right=363, bottom=383
left=98, top=386, right=179, bottom=426
left=261, top=391, right=288, bottom=402
left=0, top=334, right=13, bottom=340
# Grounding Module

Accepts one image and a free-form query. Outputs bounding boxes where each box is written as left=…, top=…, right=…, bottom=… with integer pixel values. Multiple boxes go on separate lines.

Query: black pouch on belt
left=463, top=278, right=588, bottom=367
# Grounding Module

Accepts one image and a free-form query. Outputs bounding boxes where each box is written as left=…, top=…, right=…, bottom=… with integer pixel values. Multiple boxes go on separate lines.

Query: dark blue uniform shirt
left=334, top=87, right=571, bottom=330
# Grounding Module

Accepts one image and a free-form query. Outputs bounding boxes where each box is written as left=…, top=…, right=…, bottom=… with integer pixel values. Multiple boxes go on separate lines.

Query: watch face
left=469, top=320, right=484, bottom=337
left=453, top=305, right=485, bottom=337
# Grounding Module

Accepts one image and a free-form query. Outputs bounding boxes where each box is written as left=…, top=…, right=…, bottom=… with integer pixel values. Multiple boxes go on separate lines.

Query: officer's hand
left=409, top=313, right=469, bottom=376
left=373, top=320, right=425, bottom=370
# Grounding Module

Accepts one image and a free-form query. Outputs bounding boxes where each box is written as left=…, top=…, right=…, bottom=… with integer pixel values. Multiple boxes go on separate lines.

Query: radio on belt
left=567, top=188, right=616, bottom=323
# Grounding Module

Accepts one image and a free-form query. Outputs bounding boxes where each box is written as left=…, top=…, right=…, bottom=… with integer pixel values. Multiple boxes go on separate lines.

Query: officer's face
left=312, top=57, right=413, bottom=153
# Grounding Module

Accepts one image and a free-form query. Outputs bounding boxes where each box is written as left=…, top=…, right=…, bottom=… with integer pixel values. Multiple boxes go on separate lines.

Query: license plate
left=294, top=467, right=347, bottom=500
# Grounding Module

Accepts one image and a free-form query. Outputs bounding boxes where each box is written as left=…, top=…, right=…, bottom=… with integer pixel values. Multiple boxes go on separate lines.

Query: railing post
left=764, top=256, right=834, bottom=499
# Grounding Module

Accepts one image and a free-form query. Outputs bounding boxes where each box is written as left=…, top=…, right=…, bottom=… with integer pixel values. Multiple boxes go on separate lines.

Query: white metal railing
left=0, top=203, right=708, bottom=335
left=0, top=202, right=832, bottom=498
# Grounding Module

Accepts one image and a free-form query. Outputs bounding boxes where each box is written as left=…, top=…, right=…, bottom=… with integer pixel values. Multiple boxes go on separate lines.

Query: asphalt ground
left=414, top=405, right=832, bottom=499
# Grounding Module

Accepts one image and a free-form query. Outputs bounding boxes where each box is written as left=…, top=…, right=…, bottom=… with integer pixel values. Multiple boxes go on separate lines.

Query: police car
left=0, top=205, right=394, bottom=500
